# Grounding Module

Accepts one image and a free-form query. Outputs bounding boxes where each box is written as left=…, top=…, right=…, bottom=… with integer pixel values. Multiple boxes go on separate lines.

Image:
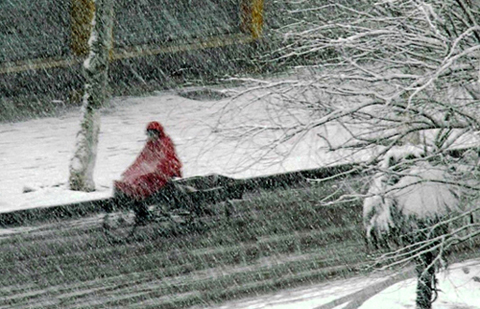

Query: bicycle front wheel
left=103, top=208, right=138, bottom=243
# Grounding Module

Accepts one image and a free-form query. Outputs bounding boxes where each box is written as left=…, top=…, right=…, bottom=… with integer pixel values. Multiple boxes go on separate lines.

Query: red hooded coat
left=114, top=122, right=182, bottom=200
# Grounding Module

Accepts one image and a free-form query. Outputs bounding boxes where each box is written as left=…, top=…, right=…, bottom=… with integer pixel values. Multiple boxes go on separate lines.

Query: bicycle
left=102, top=174, right=242, bottom=243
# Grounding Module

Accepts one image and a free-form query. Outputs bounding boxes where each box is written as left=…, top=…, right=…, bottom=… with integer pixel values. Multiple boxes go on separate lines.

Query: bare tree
left=213, top=0, right=480, bottom=308
left=69, top=0, right=114, bottom=191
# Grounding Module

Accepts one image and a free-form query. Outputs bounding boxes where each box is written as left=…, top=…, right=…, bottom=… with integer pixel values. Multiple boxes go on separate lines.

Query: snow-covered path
left=1, top=89, right=368, bottom=213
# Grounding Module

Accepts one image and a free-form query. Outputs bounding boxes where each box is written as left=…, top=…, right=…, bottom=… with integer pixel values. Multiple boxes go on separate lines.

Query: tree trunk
left=70, top=0, right=95, bottom=57
left=415, top=250, right=436, bottom=309
left=69, top=0, right=114, bottom=191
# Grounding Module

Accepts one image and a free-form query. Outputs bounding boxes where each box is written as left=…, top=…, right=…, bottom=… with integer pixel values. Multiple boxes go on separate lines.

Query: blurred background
left=0, top=0, right=297, bottom=121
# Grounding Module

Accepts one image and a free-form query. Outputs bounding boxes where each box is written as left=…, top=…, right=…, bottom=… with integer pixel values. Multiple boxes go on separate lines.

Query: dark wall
left=0, top=0, right=71, bottom=63
left=0, top=0, right=299, bottom=122
left=114, top=0, right=239, bottom=48
left=0, top=0, right=240, bottom=64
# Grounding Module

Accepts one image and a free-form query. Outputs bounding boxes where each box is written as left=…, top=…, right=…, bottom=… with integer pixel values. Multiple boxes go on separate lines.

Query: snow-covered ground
left=1, top=87, right=479, bottom=308
left=213, top=259, right=480, bottom=309
left=0, top=88, right=376, bottom=213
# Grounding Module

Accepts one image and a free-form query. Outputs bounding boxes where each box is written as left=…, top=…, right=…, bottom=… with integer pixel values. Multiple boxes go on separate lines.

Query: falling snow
left=2, top=0, right=480, bottom=308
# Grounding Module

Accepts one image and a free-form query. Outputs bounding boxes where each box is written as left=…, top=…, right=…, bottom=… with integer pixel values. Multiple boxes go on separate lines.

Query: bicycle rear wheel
left=103, top=209, right=138, bottom=243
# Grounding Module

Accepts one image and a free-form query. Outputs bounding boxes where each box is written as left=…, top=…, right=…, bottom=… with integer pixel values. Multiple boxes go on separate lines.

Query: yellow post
left=241, top=0, right=264, bottom=39
left=70, top=0, right=95, bottom=57
left=251, top=0, right=264, bottom=39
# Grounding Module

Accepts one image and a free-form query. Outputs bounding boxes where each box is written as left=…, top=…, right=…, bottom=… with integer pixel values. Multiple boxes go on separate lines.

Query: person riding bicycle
left=113, top=121, right=183, bottom=225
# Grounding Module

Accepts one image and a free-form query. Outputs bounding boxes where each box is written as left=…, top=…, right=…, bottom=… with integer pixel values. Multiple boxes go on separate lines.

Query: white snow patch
left=0, top=91, right=372, bottom=213
left=393, top=165, right=461, bottom=219
left=360, top=260, right=480, bottom=309
left=213, top=260, right=480, bottom=308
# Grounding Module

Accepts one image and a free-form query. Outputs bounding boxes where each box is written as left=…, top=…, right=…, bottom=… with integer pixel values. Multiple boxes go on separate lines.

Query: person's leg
left=133, top=199, right=151, bottom=226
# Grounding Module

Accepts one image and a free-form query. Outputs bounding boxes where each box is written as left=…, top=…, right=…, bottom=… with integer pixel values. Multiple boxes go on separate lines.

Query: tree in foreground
left=214, top=1, right=480, bottom=308
left=362, top=145, right=479, bottom=308
left=69, top=0, right=114, bottom=191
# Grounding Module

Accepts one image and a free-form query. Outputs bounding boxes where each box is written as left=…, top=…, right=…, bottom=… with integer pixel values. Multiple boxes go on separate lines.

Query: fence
left=0, top=0, right=264, bottom=74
